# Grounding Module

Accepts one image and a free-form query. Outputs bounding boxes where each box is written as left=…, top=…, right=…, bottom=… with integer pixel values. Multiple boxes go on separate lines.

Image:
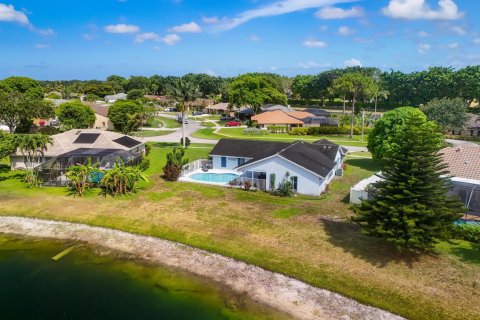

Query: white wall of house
left=239, top=155, right=325, bottom=196
left=211, top=155, right=251, bottom=170
left=94, top=114, right=114, bottom=131
left=10, top=155, right=52, bottom=170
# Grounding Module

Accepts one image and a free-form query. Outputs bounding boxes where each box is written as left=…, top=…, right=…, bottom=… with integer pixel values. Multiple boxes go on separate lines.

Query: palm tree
left=16, top=134, right=53, bottom=170
left=66, top=158, right=101, bottom=196
left=163, top=148, right=189, bottom=181
left=169, top=79, right=201, bottom=148
left=100, top=161, right=148, bottom=196
left=371, top=70, right=389, bottom=115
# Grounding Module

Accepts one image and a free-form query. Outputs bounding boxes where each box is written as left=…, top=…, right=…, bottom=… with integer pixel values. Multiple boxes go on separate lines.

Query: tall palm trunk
left=181, top=102, right=186, bottom=148
left=374, top=94, right=378, bottom=115
left=350, top=95, right=356, bottom=140
left=342, top=94, right=346, bottom=114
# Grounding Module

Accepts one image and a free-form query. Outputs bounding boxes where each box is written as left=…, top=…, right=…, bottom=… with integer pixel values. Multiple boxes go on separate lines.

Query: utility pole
left=181, top=102, right=186, bottom=148
left=361, top=108, right=365, bottom=143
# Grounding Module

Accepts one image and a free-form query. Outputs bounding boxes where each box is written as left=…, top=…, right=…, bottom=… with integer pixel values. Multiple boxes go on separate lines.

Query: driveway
left=445, top=139, right=480, bottom=148
left=139, top=121, right=217, bottom=144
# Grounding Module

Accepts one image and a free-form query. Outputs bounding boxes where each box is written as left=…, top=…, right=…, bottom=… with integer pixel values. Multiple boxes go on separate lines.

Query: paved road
left=445, top=139, right=480, bottom=148
left=140, top=119, right=370, bottom=152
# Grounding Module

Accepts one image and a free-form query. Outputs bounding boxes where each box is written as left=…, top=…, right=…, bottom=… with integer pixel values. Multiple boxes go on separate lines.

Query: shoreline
left=0, top=216, right=403, bottom=320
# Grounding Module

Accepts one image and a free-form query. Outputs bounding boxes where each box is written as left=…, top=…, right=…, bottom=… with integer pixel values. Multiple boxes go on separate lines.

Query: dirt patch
left=0, top=216, right=403, bottom=320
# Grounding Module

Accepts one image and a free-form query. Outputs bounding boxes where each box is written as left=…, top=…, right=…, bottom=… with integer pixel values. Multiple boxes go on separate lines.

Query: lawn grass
left=200, top=121, right=217, bottom=128
left=132, top=130, right=175, bottom=137
left=0, top=147, right=478, bottom=320
left=155, top=116, right=181, bottom=128
left=191, top=128, right=368, bottom=146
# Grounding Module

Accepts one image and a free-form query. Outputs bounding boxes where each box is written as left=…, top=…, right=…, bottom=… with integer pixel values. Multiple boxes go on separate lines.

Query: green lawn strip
left=132, top=130, right=175, bottom=137
left=155, top=116, right=181, bottom=128
left=191, top=128, right=367, bottom=146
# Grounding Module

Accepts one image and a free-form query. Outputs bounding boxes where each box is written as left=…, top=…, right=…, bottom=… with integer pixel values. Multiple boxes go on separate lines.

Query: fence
left=181, top=159, right=212, bottom=176
left=229, top=177, right=267, bottom=191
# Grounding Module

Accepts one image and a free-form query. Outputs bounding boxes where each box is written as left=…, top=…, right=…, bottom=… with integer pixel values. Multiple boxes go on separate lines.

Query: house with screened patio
left=180, top=139, right=347, bottom=196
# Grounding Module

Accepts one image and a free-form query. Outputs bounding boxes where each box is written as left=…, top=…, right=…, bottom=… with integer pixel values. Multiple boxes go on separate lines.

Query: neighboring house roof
left=251, top=110, right=305, bottom=125
left=466, top=113, right=480, bottom=129
left=210, top=139, right=342, bottom=178
left=303, top=116, right=339, bottom=126
left=87, top=103, right=110, bottom=117
left=105, top=93, right=127, bottom=101
left=304, top=108, right=331, bottom=116
left=206, top=103, right=234, bottom=111
left=314, top=139, right=348, bottom=155
left=237, top=108, right=255, bottom=115
left=287, top=111, right=315, bottom=120
left=144, top=95, right=173, bottom=103
left=262, top=104, right=291, bottom=112
left=13, top=129, right=143, bottom=157
left=440, top=146, right=480, bottom=181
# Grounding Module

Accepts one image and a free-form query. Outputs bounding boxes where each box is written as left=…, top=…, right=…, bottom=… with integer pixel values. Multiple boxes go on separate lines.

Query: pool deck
left=179, top=169, right=240, bottom=186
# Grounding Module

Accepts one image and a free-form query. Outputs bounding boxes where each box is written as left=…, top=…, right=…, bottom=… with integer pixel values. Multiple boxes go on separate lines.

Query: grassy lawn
left=191, top=128, right=368, bottom=147
left=200, top=121, right=217, bottom=128
left=152, top=116, right=181, bottom=128
left=132, top=130, right=175, bottom=137
left=0, top=146, right=478, bottom=320
left=190, top=115, right=221, bottom=121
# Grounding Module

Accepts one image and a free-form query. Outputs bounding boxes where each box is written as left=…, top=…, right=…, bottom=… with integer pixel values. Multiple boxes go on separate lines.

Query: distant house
left=251, top=110, right=315, bottom=129
left=262, top=104, right=292, bottom=112
left=88, top=104, right=114, bottom=131
left=303, top=108, right=331, bottom=117
left=205, top=103, right=237, bottom=115
left=451, top=113, right=480, bottom=137
left=10, top=129, right=145, bottom=172
left=105, top=93, right=127, bottom=103
left=198, top=138, right=347, bottom=196
left=303, top=116, right=339, bottom=127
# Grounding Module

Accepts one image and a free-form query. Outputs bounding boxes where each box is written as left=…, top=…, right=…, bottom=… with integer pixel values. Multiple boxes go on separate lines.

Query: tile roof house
left=451, top=113, right=480, bottom=137
left=10, top=129, right=145, bottom=170
left=205, top=138, right=346, bottom=195
left=251, top=110, right=314, bottom=128
left=86, top=103, right=114, bottom=131
left=440, top=146, right=480, bottom=181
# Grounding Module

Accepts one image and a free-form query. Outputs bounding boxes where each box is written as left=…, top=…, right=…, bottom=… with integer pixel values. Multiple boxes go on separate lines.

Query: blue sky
left=0, top=0, right=478, bottom=79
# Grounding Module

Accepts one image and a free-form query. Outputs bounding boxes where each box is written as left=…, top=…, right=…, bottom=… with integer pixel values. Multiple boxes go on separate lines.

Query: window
left=269, top=174, right=276, bottom=190
left=291, top=176, right=298, bottom=190
left=238, top=158, right=245, bottom=166
left=221, top=157, right=227, bottom=168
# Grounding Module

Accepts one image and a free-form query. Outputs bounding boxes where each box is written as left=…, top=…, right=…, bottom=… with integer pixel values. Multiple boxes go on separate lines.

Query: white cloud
left=450, top=25, right=466, bottom=35
left=344, top=58, right=362, bottom=67
left=302, top=39, right=327, bottom=48
left=0, top=3, right=29, bottom=25
left=418, top=43, right=431, bottom=54
left=135, top=32, right=161, bottom=43
left=315, top=6, right=364, bottom=19
left=35, top=44, right=50, bottom=49
left=202, top=16, right=220, bottom=24
left=36, top=28, right=55, bottom=36
left=105, top=24, right=140, bottom=34
left=213, top=0, right=357, bottom=31
left=474, top=38, right=480, bottom=45
left=250, top=34, right=260, bottom=42
left=297, top=61, right=331, bottom=69
left=169, top=22, right=201, bottom=33
left=382, top=0, right=463, bottom=20
left=162, top=34, right=181, bottom=46
left=447, top=42, right=458, bottom=49
left=338, top=26, right=355, bottom=36
left=417, top=30, right=429, bottom=37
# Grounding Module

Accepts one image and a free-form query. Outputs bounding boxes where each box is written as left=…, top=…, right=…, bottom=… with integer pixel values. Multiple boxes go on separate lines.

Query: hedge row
left=242, top=128, right=270, bottom=136
left=452, top=223, right=480, bottom=244
left=289, top=126, right=371, bottom=136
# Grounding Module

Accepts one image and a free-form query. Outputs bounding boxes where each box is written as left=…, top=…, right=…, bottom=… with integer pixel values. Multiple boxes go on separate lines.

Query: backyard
left=191, top=127, right=369, bottom=147
left=0, top=144, right=478, bottom=320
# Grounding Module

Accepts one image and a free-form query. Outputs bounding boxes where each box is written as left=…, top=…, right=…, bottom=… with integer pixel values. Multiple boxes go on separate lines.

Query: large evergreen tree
left=353, top=112, right=463, bottom=251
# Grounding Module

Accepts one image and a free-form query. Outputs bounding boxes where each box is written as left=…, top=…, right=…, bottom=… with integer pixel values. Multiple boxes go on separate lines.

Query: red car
left=225, top=120, right=242, bottom=127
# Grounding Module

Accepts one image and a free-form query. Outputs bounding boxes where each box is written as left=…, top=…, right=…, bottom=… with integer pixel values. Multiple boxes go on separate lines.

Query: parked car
left=165, top=107, right=177, bottom=112
left=176, top=114, right=189, bottom=124
left=220, top=115, right=236, bottom=121
left=193, top=111, right=204, bottom=116
left=225, top=120, right=242, bottom=127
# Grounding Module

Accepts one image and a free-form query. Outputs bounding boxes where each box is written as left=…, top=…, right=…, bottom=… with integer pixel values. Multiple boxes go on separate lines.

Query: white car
left=0, top=124, right=9, bottom=132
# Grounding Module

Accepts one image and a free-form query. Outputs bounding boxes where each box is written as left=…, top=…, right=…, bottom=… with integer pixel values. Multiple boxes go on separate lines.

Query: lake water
left=0, top=235, right=287, bottom=320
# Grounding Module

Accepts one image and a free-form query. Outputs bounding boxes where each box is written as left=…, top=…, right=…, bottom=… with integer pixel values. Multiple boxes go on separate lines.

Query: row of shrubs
left=452, top=223, right=480, bottom=244
left=242, top=128, right=270, bottom=135
left=289, top=126, right=373, bottom=136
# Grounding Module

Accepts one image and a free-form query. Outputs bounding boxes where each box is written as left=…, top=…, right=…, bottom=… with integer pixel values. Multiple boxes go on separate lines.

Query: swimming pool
left=190, top=173, right=239, bottom=184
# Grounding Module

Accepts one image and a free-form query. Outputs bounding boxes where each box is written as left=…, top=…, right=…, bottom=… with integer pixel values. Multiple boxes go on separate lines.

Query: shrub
left=272, top=172, right=295, bottom=197
left=23, top=170, right=43, bottom=188
left=37, top=126, right=60, bottom=135
left=47, top=93, right=61, bottom=99
left=163, top=148, right=188, bottom=181
left=289, top=128, right=309, bottom=135
left=242, top=128, right=269, bottom=136
left=306, top=125, right=361, bottom=135
left=452, top=223, right=480, bottom=243
left=138, top=158, right=150, bottom=171
left=180, top=137, right=191, bottom=148
left=268, top=126, right=288, bottom=133
left=144, top=144, right=152, bottom=156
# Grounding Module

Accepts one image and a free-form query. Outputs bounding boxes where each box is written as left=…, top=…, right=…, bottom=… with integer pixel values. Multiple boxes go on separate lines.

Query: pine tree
left=353, top=112, right=464, bottom=251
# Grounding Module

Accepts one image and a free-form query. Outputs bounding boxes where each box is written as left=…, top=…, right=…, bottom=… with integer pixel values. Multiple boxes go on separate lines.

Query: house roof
left=314, top=139, right=348, bottom=155
left=87, top=103, right=110, bottom=117
left=262, top=104, right=292, bottom=112
left=210, top=139, right=342, bottom=178
left=105, top=93, right=127, bottom=100
left=206, top=103, right=234, bottom=111
left=251, top=110, right=306, bottom=125
left=440, top=146, right=480, bottom=181
left=466, top=113, right=480, bottom=129
left=13, top=129, right=143, bottom=157
left=304, top=108, right=331, bottom=116
left=286, top=111, right=315, bottom=120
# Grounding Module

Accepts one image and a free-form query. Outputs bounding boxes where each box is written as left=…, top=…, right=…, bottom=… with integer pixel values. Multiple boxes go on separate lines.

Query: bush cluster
left=268, top=126, right=288, bottom=133
left=288, top=126, right=370, bottom=136
left=452, top=223, right=480, bottom=243
left=242, top=128, right=269, bottom=136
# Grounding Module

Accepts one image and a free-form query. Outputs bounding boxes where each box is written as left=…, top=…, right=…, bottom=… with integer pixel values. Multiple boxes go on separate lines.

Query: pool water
left=0, top=235, right=288, bottom=320
left=190, top=172, right=239, bottom=183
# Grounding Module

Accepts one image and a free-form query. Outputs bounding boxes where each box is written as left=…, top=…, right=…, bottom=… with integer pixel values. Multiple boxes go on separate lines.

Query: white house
left=105, top=93, right=127, bottom=103
left=196, top=139, right=347, bottom=196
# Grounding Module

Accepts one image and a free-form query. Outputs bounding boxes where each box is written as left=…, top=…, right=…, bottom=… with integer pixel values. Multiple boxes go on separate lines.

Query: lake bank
left=0, top=216, right=402, bottom=320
